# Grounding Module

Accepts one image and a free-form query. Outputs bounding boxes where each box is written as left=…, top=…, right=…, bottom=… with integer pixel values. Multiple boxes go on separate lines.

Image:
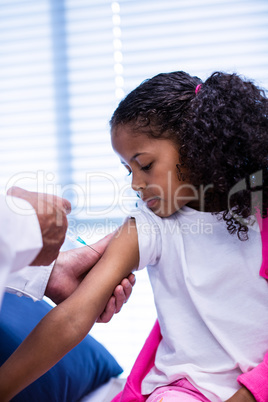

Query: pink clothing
left=258, top=212, right=268, bottom=279
left=112, top=321, right=162, bottom=402
left=237, top=214, right=268, bottom=402
left=146, top=379, right=210, bottom=402
left=112, top=215, right=268, bottom=402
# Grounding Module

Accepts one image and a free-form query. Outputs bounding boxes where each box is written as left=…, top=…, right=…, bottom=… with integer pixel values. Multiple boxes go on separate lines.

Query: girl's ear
left=176, top=164, right=186, bottom=181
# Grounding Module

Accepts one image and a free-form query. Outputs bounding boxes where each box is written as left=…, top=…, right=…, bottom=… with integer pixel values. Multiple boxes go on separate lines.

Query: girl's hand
left=225, top=387, right=256, bottom=402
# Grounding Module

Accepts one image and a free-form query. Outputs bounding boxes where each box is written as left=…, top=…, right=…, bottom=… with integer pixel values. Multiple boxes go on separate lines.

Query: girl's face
left=111, top=124, right=197, bottom=217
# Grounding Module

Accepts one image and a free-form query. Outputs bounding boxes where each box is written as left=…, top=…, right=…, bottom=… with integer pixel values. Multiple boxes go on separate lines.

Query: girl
left=0, top=71, right=267, bottom=402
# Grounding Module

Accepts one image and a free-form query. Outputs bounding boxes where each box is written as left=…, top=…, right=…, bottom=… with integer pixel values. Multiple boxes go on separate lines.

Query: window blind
left=0, top=0, right=267, bottom=376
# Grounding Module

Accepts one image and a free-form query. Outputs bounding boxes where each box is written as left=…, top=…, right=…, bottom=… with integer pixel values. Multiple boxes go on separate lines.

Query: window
left=1, top=0, right=267, bottom=375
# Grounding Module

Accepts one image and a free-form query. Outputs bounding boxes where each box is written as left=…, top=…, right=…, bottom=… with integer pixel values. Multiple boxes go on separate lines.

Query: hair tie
left=195, top=84, right=202, bottom=94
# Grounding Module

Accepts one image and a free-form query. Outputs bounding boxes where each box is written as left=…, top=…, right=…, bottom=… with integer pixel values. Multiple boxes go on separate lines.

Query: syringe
left=66, top=228, right=101, bottom=256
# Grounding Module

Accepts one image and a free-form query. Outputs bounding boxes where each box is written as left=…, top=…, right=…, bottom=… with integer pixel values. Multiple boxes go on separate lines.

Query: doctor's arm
left=0, top=218, right=139, bottom=401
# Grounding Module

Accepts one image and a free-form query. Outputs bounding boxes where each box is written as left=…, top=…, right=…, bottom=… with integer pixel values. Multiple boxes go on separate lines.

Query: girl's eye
left=141, top=163, right=152, bottom=171
left=124, top=166, right=132, bottom=176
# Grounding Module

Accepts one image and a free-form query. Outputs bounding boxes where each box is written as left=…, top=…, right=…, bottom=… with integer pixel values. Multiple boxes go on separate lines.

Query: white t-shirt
left=131, top=201, right=268, bottom=402
left=0, top=195, right=52, bottom=306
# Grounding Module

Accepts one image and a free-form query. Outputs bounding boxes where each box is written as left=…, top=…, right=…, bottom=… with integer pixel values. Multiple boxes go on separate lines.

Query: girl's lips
left=145, top=197, right=159, bottom=208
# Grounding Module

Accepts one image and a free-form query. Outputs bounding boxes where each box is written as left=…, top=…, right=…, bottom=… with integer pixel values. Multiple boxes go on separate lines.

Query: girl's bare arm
left=0, top=218, right=139, bottom=401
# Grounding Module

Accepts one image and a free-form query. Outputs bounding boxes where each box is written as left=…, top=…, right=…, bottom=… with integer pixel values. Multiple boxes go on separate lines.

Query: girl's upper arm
left=63, top=217, right=140, bottom=332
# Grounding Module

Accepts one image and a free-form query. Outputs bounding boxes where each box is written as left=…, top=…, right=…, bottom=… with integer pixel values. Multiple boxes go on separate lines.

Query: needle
left=66, top=228, right=102, bottom=256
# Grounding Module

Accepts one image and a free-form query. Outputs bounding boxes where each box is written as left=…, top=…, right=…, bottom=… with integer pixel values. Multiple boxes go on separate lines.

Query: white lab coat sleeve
left=5, top=263, right=53, bottom=301
left=0, top=194, right=43, bottom=305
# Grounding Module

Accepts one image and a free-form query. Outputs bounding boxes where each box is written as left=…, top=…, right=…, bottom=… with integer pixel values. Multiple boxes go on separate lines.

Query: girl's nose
left=131, top=172, right=146, bottom=192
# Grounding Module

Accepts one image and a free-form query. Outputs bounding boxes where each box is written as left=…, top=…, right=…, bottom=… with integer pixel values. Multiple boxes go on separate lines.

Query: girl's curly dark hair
left=110, top=71, right=268, bottom=240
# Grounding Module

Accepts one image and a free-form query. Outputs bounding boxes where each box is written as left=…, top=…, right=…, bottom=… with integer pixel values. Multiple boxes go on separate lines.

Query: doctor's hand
left=96, top=273, right=135, bottom=323
left=225, top=387, right=256, bottom=402
left=96, top=272, right=136, bottom=323
left=45, top=233, right=136, bottom=322
left=7, top=186, right=71, bottom=266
